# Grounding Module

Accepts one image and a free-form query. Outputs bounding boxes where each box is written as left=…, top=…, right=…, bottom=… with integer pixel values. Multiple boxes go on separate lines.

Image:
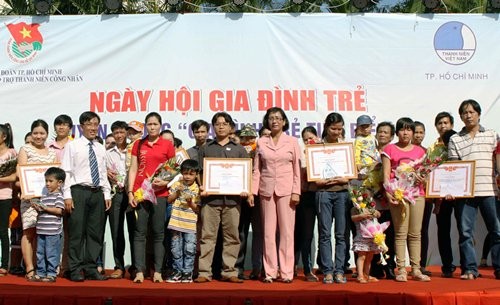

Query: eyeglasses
left=83, top=122, right=99, bottom=128
left=268, top=117, right=283, bottom=122
left=214, top=122, right=230, bottom=127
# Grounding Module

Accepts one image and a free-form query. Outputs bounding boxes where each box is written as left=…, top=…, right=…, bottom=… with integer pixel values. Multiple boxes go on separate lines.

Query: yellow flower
left=359, top=203, right=366, bottom=209
left=394, top=188, right=404, bottom=201
left=374, top=232, right=385, bottom=246
left=134, top=188, right=144, bottom=203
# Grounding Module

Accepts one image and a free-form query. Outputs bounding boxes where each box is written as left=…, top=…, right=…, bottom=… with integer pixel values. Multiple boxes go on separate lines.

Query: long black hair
left=0, top=123, right=14, bottom=149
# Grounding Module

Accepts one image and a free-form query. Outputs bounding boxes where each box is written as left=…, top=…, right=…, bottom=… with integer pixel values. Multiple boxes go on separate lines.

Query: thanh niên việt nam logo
left=434, top=21, right=476, bottom=65
left=6, top=22, right=44, bottom=64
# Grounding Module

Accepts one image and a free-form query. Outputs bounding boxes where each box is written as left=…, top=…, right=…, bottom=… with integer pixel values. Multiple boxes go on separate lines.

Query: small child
left=165, top=159, right=201, bottom=283
left=30, top=167, right=66, bottom=282
left=351, top=205, right=382, bottom=284
left=354, top=115, right=379, bottom=172
left=239, top=124, right=258, bottom=158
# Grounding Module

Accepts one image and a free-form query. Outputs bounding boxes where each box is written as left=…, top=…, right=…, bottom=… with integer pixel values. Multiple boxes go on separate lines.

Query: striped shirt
left=36, top=191, right=65, bottom=235
left=448, top=126, right=499, bottom=197
left=167, top=181, right=200, bottom=234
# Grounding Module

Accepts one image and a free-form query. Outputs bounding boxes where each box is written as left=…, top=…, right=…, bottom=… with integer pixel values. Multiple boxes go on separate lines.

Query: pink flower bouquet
left=383, top=178, right=419, bottom=219
left=359, top=218, right=391, bottom=254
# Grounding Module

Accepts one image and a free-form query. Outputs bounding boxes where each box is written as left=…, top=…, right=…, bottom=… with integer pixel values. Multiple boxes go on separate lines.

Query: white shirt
left=61, top=137, right=111, bottom=200
left=106, top=145, right=128, bottom=189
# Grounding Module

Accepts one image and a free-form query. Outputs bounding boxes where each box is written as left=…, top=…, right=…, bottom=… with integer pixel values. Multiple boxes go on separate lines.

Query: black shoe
left=85, top=271, right=108, bottom=281
left=238, top=273, right=249, bottom=280
left=385, top=268, right=396, bottom=280
left=344, top=268, right=353, bottom=275
left=495, top=270, right=500, bottom=280
left=421, top=268, right=432, bottom=277
left=370, top=268, right=385, bottom=279
left=70, top=273, right=85, bottom=282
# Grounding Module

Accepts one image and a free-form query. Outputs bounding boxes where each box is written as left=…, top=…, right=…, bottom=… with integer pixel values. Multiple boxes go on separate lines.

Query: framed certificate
left=167, top=148, right=191, bottom=188
left=426, top=161, right=475, bottom=198
left=18, top=163, right=61, bottom=198
left=203, top=158, right=252, bottom=195
left=305, top=143, right=357, bottom=181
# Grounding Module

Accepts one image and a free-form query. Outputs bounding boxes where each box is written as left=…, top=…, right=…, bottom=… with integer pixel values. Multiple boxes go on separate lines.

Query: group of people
left=0, top=98, right=498, bottom=285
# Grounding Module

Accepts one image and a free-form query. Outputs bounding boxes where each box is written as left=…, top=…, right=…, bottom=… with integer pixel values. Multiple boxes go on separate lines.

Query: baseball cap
left=239, top=124, right=258, bottom=138
left=127, top=121, right=144, bottom=132
left=356, top=115, right=372, bottom=126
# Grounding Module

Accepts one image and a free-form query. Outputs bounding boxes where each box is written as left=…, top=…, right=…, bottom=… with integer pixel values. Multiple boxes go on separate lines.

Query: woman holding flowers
left=382, top=117, right=430, bottom=282
left=128, top=112, right=175, bottom=283
left=0, top=124, right=17, bottom=276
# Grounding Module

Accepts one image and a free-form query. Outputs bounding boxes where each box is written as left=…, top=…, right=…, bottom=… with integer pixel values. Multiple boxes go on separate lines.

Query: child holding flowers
left=350, top=186, right=384, bottom=283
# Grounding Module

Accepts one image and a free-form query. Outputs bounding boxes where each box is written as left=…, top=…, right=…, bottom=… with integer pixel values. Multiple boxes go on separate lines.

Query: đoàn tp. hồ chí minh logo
left=5, top=22, right=44, bottom=64
left=434, top=21, right=476, bottom=65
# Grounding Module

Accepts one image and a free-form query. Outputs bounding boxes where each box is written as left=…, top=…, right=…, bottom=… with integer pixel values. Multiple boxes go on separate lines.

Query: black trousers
left=108, top=191, right=135, bottom=271
left=68, top=185, right=105, bottom=275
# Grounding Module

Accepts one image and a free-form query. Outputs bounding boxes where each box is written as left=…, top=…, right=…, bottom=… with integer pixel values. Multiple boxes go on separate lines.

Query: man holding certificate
left=194, top=112, right=249, bottom=284
left=448, top=99, right=500, bottom=280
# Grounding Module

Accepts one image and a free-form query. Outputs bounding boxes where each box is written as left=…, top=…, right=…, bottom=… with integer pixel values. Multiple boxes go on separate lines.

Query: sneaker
left=180, top=272, right=193, bottom=283
left=334, top=273, right=347, bottom=284
left=165, top=270, right=182, bottom=283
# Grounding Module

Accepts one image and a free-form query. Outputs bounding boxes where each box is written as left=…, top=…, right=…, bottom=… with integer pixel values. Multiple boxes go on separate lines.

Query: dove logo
left=5, top=22, right=44, bottom=64
left=434, top=21, right=476, bottom=65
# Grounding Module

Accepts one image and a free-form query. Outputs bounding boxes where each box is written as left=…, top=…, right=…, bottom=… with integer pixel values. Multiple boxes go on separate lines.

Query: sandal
left=28, top=274, right=43, bottom=282
left=25, top=269, right=36, bottom=281
left=412, top=273, right=431, bottom=282
left=357, top=276, right=368, bottom=284
left=395, top=269, right=407, bottom=282
left=460, top=273, right=476, bottom=280
left=262, top=276, right=273, bottom=283
left=153, top=272, right=163, bottom=283
left=42, top=275, right=56, bottom=282
left=133, top=272, right=144, bottom=283
left=367, top=276, right=379, bottom=283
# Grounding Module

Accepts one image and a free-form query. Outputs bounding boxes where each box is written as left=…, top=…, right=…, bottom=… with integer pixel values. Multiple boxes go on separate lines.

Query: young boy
left=166, top=159, right=201, bottom=283
left=31, top=167, right=66, bottom=282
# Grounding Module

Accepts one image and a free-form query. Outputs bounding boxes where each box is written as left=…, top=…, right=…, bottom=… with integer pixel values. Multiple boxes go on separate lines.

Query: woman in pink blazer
left=249, top=107, right=301, bottom=283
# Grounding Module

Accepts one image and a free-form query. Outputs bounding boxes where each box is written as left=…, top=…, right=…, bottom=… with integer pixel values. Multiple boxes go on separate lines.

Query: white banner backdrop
left=1, top=13, right=497, bottom=269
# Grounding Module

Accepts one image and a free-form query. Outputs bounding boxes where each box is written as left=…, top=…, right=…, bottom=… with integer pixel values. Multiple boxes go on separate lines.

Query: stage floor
left=0, top=266, right=499, bottom=305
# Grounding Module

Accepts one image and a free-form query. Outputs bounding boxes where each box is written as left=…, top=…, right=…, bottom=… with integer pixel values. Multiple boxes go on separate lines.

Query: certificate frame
left=305, top=143, right=357, bottom=182
left=203, top=158, right=252, bottom=195
left=425, top=160, right=475, bottom=198
left=18, top=163, right=61, bottom=198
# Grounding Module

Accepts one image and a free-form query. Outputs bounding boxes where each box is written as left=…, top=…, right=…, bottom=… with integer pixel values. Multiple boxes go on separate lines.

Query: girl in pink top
left=382, top=117, right=429, bottom=282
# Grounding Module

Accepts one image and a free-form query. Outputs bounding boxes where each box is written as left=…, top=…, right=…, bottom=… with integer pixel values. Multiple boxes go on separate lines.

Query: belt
left=72, top=184, right=102, bottom=192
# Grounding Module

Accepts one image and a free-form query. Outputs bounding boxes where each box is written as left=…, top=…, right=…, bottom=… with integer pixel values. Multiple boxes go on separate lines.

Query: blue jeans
left=171, top=230, right=196, bottom=273
left=455, top=196, right=500, bottom=276
left=36, top=234, right=62, bottom=277
left=316, top=190, right=348, bottom=275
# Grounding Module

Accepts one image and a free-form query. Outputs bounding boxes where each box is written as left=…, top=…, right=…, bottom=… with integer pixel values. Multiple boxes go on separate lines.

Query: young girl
left=351, top=204, right=382, bottom=283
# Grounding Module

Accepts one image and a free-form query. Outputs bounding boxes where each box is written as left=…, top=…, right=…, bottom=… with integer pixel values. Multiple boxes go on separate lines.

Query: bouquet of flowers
left=0, top=154, right=17, bottom=177
left=350, top=185, right=391, bottom=256
left=133, top=156, right=180, bottom=205
left=358, top=218, right=391, bottom=255
left=108, top=162, right=126, bottom=198
left=383, top=178, right=419, bottom=219
left=414, top=145, right=446, bottom=178
left=349, top=184, right=376, bottom=213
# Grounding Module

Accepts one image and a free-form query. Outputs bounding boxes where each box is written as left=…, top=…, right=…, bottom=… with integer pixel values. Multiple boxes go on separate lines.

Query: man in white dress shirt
left=61, top=111, right=111, bottom=282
